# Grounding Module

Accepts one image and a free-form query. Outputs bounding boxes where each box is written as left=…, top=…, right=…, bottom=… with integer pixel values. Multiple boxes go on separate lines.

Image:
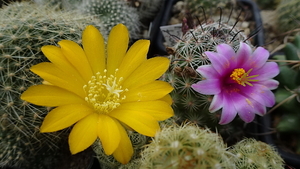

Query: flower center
left=229, top=68, right=259, bottom=86
left=83, top=69, right=127, bottom=114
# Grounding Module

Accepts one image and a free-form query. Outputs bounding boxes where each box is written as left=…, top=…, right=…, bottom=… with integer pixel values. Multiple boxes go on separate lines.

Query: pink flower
left=191, top=42, right=279, bottom=124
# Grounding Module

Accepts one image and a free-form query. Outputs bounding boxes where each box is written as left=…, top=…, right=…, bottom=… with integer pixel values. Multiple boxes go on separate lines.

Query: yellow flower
left=21, top=24, right=174, bottom=164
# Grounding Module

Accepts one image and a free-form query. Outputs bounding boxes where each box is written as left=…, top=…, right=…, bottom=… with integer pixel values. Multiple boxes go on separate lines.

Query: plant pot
left=148, top=0, right=265, bottom=58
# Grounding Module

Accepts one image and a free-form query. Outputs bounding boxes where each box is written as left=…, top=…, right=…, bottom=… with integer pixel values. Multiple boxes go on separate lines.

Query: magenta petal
left=216, top=44, right=237, bottom=67
left=219, top=95, right=237, bottom=124
left=247, top=46, right=269, bottom=69
left=238, top=84, right=276, bottom=107
left=209, top=94, right=223, bottom=112
left=252, top=62, right=279, bottom=80
left=191, top=79, right=221, bottom=95
left=257, top=79, right=279, bottom=90
left=230, top=92, right=256, bottom=123
left=196, top=65, right=219, bottom=79
left=204, top=51, right=231, bottom=75
left=236, top=42, right=252, bottom=65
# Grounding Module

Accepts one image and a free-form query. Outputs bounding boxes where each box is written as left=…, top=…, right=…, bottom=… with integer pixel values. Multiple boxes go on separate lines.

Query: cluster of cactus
left=229, top=138, right=285, bottom=168
left=0, top=1, right=104, bottom=168
left=160, top=10, right=251, bottom=143
left=271, top=34, right=300, bottom=154
left=139, top=123, right=284, bottom=169
left=276, top=0, right=300, bottom=33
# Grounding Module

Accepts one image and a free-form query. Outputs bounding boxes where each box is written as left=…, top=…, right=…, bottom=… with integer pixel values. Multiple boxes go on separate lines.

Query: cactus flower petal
left=21, top=24, right=173, bottom=164
left=192, top=43, right=279, bottom=124
left=107, top=24, right=129, bottom=75
left=82, top=25, right=106, bottom=74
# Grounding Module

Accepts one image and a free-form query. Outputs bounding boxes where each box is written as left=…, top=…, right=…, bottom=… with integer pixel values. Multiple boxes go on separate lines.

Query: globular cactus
left=139, top=123, right=236, bottom=169
left=276, top=0, right=300, bottom=33
left=160, top=13, right=251, bottom=143
left=80, top=0, right=141, bottom=40
left=228, top=138, right=285, bottom=168
left=0, top=1, right=104, bottom=168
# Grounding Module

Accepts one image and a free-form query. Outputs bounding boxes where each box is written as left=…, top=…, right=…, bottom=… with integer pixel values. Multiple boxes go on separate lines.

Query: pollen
left=83, top=69, right=127, bottom=114
left=230, top=68, right=259, bottom=86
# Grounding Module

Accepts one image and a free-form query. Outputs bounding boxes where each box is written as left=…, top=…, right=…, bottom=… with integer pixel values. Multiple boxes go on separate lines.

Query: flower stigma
left=83, top=69, right=127, bottom=114
left=230, top=68, right=259, bottom=86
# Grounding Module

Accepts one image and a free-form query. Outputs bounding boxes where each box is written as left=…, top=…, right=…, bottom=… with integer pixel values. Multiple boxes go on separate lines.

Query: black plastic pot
left=148, top=0, right=265, bottom=58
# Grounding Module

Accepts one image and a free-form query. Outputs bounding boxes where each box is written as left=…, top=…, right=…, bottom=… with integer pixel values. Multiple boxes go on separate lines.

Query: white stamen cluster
left=83, top=69, right=127, bottom=114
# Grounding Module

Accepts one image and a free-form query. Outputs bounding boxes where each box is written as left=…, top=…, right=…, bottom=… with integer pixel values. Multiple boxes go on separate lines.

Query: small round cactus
left=140, top=123, right=236, bottom=169
left=80, top=0, right=141, bottom=39
left=228, top=138, right=285, bottom=169
left=0, top=1, right=104, bottom=168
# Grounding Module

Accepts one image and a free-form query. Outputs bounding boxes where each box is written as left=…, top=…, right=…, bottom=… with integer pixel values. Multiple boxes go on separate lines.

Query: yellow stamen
left=230, top=68, right=259, bottom=86
left=83, top=69, right=127, bottom=114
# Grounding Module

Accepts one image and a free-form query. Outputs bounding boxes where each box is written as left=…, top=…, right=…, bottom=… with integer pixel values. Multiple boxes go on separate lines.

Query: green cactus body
left=140, top=123, right=236, bottom=169
left=229, top=138, right=285, bottom=169
left=81, top=0, right=141, bottom=39
left=276, top=0, right=300, bottom=33
left=161, top=18, right=250, bottom=142
left=0, top=1, right=104, bottom=168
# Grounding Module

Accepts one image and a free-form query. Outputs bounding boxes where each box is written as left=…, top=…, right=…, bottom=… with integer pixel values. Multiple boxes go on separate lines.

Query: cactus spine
left=276, top=0, right=300, bottom=33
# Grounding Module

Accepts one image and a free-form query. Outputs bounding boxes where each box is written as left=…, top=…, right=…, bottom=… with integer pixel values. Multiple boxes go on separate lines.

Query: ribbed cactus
left=228, top=138, right=285, bottom=168
left=139, top=123, right=236, bottom=169
left=80, top=0, right=141, bottom=39
left=161, top=14, right=251, bottom=142
left=0, top=1, right=104, bottom=168
left=276, top=0, right=300, bottom=33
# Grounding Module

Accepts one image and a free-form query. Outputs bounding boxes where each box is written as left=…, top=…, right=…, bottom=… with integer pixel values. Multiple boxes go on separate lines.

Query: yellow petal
left=82, top=25, right=106, bottom=74
left=40, top=104, right=94, bottom=132
left=117, top=40, right=149, bottom=80
left=117, top=101, right=174, bottom=121
left=160, top=94, right=173, bottom=105
left=59, top=40, right=93, bottom=82
left=97, top=114, right=121, bottom=155
left=107, top=24, right=129, bottom=75
left=21, top=85, right=86, bottom=107
left=122, top=57, right=170, bottom=89
left=69, top=113, right=98, bottom=154
left=123, top=81, right=173, bottom=102
left=41, top=45, right=85, bottom=83
left=109, top=109, right=160, bottom=137
left=112, top=121, right=133, bottom=164
left=30, top=62, right=85, bottom=97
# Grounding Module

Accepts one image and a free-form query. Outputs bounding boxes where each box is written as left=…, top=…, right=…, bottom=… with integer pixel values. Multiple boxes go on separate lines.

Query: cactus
left=0, top=1, right=104, bottom=168
left=271, top=35, right=300, bottom=154
left=276, top=0, right=300, bottom=33
left=139, top=123, right=236, bottom=169
left=228, top=138, right=285, bottom=168
left=160, top=11, right=252, bottom=143
left=80, top=0, right=141, bottom=39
